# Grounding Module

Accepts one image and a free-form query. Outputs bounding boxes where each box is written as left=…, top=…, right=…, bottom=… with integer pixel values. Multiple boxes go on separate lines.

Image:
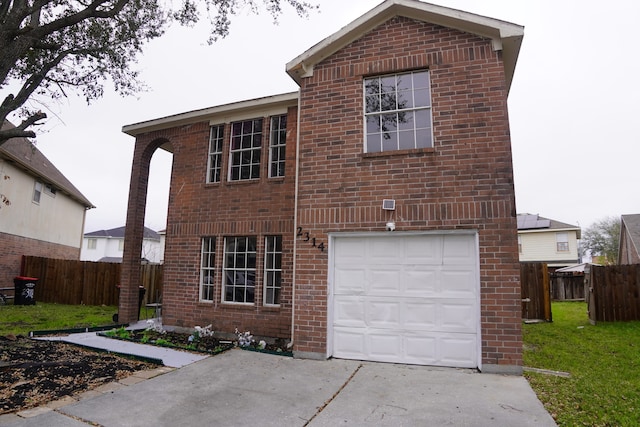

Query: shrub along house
left=120, top=0, right=524, bottom=374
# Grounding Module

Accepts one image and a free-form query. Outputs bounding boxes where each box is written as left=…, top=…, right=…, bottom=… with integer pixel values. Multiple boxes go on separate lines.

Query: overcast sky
left=25, top=0, right=640, bottom=233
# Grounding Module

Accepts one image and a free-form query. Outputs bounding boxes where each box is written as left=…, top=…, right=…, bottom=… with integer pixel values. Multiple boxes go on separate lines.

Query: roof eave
left=122, top=91, right=299, bottom=137
left=0, top=149, right=95, bottom=209
left=286, top=0, right=524, bottom=93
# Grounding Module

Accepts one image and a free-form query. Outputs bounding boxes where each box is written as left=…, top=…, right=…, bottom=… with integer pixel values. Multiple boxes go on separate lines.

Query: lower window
left=223, top=236, right=257, bottom=303
left=264, top=236, right=282, bottom=305
left=200, top=237, right=216, bottom=301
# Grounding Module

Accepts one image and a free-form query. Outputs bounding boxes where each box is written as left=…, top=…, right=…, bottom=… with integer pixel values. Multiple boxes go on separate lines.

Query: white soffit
left=122, top=91, right=299, bottom=137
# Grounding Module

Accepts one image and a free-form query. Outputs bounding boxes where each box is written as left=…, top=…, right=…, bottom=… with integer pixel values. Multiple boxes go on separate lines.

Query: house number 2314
left=296, top=227, right=325, bottom=252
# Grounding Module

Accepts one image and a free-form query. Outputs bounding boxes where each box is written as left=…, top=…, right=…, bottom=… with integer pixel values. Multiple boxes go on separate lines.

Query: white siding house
left=517, top=214, right=581, bottom=268
left=0, top=121, right=94, bottom=286
left=81, top=226, right=162, bottom=263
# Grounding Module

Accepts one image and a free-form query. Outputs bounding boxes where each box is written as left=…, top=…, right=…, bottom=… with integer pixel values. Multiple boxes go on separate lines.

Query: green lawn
left=0, top=303, right=121, bottom=335
left=523, top=302, right=640, bottom=426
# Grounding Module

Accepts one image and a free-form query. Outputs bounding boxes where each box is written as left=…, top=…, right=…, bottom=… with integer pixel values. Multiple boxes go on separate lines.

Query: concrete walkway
left=0, top=340, right=556, bottom=426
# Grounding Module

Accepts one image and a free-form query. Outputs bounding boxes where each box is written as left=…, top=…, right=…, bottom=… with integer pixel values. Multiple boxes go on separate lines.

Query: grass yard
left=523, top=302, right=640, bottom=426
left=0, top=303, right=120, bottom=335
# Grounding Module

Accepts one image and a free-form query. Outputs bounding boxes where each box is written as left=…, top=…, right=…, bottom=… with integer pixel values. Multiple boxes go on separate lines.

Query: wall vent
left=382, top=199, right=396, bottom=211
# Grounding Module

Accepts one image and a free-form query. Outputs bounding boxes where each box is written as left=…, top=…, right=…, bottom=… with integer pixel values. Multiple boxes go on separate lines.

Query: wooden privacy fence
left=521, top=262, right=552, bottom=322
left=551, top=273, right=585, bottom=301
left=20, top=256, right=163, bottom=306
left=588, top=264, right=640, bottom=322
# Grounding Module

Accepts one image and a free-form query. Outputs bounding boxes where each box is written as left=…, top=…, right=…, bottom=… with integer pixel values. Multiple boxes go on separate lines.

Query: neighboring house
left=119, top=0, right=524, bottom=373
left=517, top=213, right=581, bottom=269
left=0, top=122, right=94, bottom=287
left=81, top=226, right=162, bottom=264
left=619, top=214, right=640, bottom=265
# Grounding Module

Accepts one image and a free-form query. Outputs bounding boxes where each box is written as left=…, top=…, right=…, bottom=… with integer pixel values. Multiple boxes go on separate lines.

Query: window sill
left=221, top=302, right=255, bottom=309
left=224, top=179, right=261, bottom=186
left=362, top=146, right=436, bottom=159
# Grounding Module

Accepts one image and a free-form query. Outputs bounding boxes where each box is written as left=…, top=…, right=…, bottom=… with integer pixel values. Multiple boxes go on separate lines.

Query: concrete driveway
left=1, top=349, right=556, bottom=426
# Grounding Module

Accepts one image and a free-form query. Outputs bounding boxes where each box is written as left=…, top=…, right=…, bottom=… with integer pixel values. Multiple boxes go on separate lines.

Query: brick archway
left=119, top=137, right=171, bottom=323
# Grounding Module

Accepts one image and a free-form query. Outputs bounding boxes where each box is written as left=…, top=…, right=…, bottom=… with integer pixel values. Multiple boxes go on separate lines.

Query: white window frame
left=364, top=69, right=434, bottom=153
left=228, top=119, right=263, bottom=181
left=556, top=232, right=569, bottom=252
left=264, top=236, right=282, bottom=306
left=118, top=239, right=124, bottom=252
left=222, top=236, right=257, bottom=304
left=269, top=115, right=287, bottom=178
left=200, top=237, right=216, bottom=302
left=33, top=181, right=42, bottom=204
left=207, top=125, right=224, bottom=183
left=87, top=238, right=97, bottom=250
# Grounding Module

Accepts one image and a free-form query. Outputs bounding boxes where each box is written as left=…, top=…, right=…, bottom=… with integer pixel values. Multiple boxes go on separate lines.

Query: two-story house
left=517, top=213, right=581, bottom=270
left=0, top=121, right=94, bottom=287
left=119, top=0, right=524, bottom=374
left=81, top=226, right=162, bottom=264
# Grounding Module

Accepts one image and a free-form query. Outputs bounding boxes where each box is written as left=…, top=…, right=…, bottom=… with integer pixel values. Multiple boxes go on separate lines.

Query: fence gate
left=521, top=262, right=552, bottom=322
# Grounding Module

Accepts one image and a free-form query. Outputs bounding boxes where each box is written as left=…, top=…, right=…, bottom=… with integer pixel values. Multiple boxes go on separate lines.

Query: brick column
left=119, top=137, right=163, bottom=323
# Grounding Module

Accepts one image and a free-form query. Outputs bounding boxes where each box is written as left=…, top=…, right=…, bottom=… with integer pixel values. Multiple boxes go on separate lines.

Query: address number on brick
left=296, top=227, right=325, bottom=252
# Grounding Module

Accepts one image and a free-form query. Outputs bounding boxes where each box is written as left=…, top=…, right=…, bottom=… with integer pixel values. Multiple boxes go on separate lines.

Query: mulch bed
left=0, top=335, right=157, bottom=415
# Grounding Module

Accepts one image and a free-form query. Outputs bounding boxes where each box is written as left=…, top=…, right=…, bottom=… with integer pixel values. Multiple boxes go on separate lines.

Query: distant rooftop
left=85, top=226, right=161, bottom=241
left=517, top=214, right=581, bottom=238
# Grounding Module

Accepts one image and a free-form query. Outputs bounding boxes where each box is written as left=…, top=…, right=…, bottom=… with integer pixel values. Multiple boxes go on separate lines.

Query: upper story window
left=229, top=119, right=263, bottom=181
left=118, top=240, right=124, bottom=252
left=44, top=184, right=56, bottom=197
left=33, top=181, right=42, bottom=204
left=269, top=115, right=287, bottom=178
left=87, top=238, right=97, bottom=250
left=364, top=70, right=433, bottom=153
left=207, top=125, right=224, bottom=183
left=517, top=235, right=522, bottom=253
left=556, top=232, right=569, bottom=252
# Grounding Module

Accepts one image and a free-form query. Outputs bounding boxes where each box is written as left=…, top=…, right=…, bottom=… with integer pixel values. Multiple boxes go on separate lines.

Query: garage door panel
left=368, top=333, right=403, bottom=361
left=403, top=301, right=437, bottom=330
left=333, top=329, right=366, bottom=357
left=403, top=236, right=442, bottom=264
left=439, top=336, right=477, bottom=368
left=442, top=234, right=476, bottom=265
left=334, top=267, right=366, bottom=294
left=369, top=268, right=401, bottom=294
left=439, top=269, right=476, bottom=297
left=333, top=297, right=366, bottom=327
left=439, top=301, right=477, bottom=332
left=335, top=237, right=366, bottom=257
left=403, top=268, right=438, bottom=295
left=367, top=300, right=401, bottom=328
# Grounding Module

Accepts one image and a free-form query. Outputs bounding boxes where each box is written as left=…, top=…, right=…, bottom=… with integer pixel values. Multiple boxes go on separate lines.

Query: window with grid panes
left=269, top=115, right=286, bottom=177
left=264, top=236, right=282, bottom=305
left=364, top=70, right=433, bottom=153
left=200, top=237, right=216, bottom=301
left=229, top=119, right=262, bottom=181
left=207, top=125, right=224, bottom=183
left=223, top=237, right=256, bottom=303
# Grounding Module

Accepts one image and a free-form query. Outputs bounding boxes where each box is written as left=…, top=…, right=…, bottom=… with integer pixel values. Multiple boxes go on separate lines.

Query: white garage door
left=330, top=233, right=480, bottom=368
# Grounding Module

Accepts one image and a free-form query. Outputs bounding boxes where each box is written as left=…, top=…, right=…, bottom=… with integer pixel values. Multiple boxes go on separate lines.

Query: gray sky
left=27, top=0, right=640, bottom=233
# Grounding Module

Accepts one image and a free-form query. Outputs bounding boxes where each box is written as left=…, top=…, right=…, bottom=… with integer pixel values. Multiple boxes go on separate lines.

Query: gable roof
left=621, top=214, right=640, bottom=259
left=517, top=213, right=581, bottom=238
left=286, top=0, right=524, bottom=93
left=85, top=225, right=161, bottom=241
left=0, top=121, right=94, bottom=208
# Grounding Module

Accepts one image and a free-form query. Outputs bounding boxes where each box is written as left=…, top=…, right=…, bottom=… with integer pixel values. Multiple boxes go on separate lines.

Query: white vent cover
left=382, top=199, right=396, bottom=211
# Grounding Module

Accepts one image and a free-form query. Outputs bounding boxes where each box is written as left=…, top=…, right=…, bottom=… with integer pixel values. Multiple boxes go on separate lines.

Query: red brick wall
left=293, top=17, right=522, bottom=368
left=0, top=231, right=79, bottom=289
left=133, top=107, right=298, bottom=339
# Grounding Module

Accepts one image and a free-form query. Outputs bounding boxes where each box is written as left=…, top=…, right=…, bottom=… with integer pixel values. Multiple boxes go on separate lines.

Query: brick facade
left=121, top=2, right=523, bottom=373
left=0, top=231, right=80, bottom=290
left=292, top=17, right=521, bottom=369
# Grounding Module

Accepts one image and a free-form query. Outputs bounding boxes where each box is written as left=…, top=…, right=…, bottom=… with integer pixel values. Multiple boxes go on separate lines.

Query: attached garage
left=328, top=232, right=480, bottom=368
